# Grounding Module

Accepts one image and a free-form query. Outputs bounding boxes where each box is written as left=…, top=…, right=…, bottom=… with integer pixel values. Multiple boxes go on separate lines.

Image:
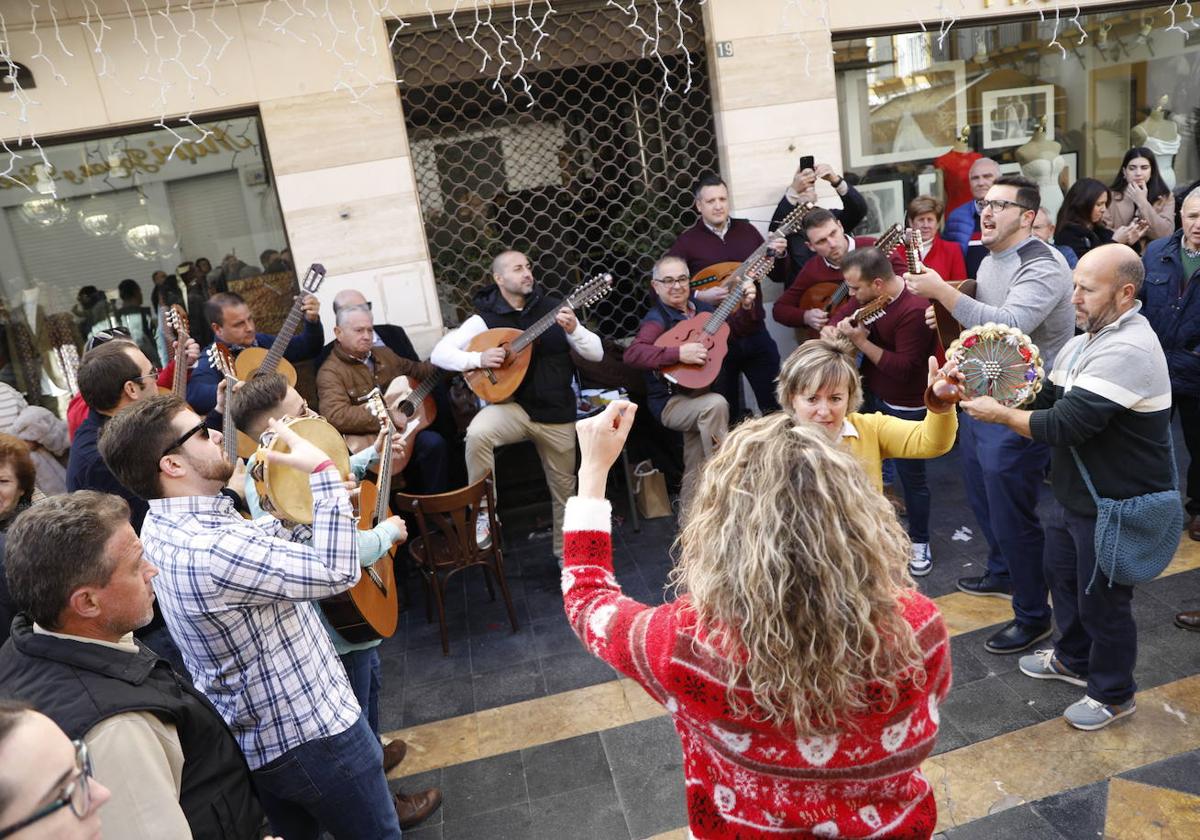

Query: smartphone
left=799, top=155, right=814, bottom=172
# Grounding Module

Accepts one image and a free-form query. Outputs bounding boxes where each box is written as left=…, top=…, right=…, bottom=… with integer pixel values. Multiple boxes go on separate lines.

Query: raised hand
left=300, top=293, right=321, bottom=323
left=576, top=400, right=638, bottom=498
left=263, top=416, right=338, bottom=474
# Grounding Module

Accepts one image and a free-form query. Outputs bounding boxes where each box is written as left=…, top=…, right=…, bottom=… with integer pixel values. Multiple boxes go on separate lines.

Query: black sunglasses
left=0, top=740, right=93, bottom=838
left=161, top=420, right=210, bottom=459
left=84, top=325, right=132, bottom=353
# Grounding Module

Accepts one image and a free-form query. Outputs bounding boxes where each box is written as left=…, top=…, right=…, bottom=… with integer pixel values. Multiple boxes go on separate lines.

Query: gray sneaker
left=1063, top=695, right=1135, bottom=731
left=1018, top=649, right=1086, bottom=687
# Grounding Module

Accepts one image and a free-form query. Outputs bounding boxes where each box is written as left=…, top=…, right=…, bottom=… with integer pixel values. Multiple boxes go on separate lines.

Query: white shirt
left=431, top=313, right=604, bottom=372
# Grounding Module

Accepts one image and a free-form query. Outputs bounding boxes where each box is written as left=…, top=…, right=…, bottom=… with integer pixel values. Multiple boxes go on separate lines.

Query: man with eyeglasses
left=624, top=255, right=751, bottom=503
left=907, top=175, right=1075, bottom=656
left=0, top=493, right=264, bottom=838
left=97, top=393, right=410, bottom=838
left=0, top=702, right=111, bottom=839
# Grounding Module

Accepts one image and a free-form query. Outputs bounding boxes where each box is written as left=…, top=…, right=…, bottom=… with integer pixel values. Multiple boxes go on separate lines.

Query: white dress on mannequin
left=1140, top=134, right=1182, bottom=190
left=1020, top=156, right=1066, bottom=220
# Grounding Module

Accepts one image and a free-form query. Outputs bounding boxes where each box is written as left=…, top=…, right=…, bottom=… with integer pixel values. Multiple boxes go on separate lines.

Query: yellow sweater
left=842, top=409, right=958, bottom=490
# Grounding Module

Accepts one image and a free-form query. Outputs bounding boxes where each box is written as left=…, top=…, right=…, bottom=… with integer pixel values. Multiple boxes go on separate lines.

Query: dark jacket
left=0, top=616, right=263, bottom=838
left=1142, top=230, right=1200, bottom=395
left=943, top=200, right=980, bottom=253
left=187, top=321, right=325, bottom=414
left=1054, top=222, right=1113, bottom=259
left=0, top=499, right=31, bottom=646
left=67, top=412, right=149, bottom=532
left=623, top=297, right=724, bottom=420
left=768, top=184, right=868, bottom=278
left=475, top=284, right=578, bottom=423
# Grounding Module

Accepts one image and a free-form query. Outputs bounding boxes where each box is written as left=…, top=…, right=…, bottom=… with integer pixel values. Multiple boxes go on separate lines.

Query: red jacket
left=562, top=497, right=952, bottom=839
left=901, top=235, right=966, bottom=283
left=67, top=362, right=180, bottom=440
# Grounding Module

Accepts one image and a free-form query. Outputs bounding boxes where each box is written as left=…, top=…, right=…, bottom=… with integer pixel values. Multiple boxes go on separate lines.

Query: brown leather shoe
left=394, top=788, right=442, bottom=830
left=1188, top=514, right=1200, bottom=542
left=1175, top=610, right=1200, bottom=632
left=382, top=738, right=407, bottom=773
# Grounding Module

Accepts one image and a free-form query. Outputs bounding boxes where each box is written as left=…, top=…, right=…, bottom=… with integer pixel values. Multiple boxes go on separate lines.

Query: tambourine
left=250, top=415, right=351, bottom=524
left=944, top=322, right=1044, bottom=408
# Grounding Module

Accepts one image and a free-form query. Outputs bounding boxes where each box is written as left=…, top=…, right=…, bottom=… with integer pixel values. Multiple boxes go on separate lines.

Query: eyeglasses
left=980, top=199, right=1034, bottom=214
left=653, top=276, right=690, bottom=288
left=84, top=325, right=131, bottom=353
left=0, top=740, right=94, bottom=838
left=161, top=420, right=210, bottom=459
left=131, top=366, right=161, bottom=383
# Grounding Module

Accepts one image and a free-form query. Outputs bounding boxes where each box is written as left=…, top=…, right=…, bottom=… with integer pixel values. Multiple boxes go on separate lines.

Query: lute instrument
left=932, top=277, right=978, bottom=352
left=320, top=389, right=401, bottom=642
left=207, top=344, right=259, bottom=460
left=795, top=223, right=905, bottom=338
left=233, top=263, right=326, bottom=386
left=463, top=272, right=613, bottom=403
left=159, top=305, right=190, bottom=398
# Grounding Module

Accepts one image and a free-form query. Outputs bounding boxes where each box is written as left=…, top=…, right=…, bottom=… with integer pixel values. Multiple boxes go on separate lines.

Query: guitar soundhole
left=399, top=400, right=416, bottom=417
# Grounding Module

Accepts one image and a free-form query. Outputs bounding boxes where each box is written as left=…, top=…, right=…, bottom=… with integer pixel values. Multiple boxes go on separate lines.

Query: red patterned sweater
left=562, top=497, right=952, bottom=839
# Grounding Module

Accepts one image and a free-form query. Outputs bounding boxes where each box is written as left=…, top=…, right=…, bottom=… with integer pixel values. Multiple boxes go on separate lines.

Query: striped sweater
left=562, top=497, right=952, bottom=839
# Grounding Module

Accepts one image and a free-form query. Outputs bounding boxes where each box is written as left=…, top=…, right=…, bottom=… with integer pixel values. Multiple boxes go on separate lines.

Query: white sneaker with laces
left=1018, top=649, right=1086, bottom=687
left=1064, top=695, right=1135, bottom=731
left=475, top=510, right=492, bottom=549
left=909, top=543, right=932, bottom=577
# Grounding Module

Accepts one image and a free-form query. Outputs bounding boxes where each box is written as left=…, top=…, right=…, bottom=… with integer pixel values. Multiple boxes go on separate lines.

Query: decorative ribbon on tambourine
left=944, top=322, right=1044, bottom=408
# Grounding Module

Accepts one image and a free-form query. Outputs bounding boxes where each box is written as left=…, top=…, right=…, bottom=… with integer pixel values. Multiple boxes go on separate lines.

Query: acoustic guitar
left=207, top=344, right=260, bottom=461
left=233, top=264, right=327, bottom=386
left=463, top=272, right=613, bottom=403
left=320, top=389, right=400, bottom=642
left=159, top=305, right=190, bottom=399
left=687, top=203, right=818, bottom=291
left=794, top=223, right=905, bottom=339
left=384, top=369, right=448, bottom=473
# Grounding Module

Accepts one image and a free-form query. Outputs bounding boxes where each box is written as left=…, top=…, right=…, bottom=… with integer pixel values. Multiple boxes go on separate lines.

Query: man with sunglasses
left=97, top=394, right=408, bottom=839
left=0, top=702, right=111, bottom=839
left=0, top=494, right=264, bottom=838
left=906, top=175, right=1075, bottom=656
left=624, top=254, right=747, bottom=503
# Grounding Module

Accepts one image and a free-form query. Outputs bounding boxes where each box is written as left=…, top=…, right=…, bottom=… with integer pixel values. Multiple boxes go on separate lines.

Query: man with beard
left=98, top=394, right=415, bottom=838
left=959, top=244, right=1172, bottom=730
left=907, top=176, right=1074, bottom=656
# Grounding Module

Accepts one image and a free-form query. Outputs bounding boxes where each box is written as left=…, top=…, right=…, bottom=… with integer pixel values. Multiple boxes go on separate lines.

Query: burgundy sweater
left=830, top=288, right=938, bottom=408
left=563, top=497, right=951, bottom=840
left=773, top=237, right=907, bottom=328
left=668, top=219, right=773, bottom=338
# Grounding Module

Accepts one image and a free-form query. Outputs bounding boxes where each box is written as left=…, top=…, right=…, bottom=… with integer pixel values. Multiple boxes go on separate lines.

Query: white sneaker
left=909, top=543, right=932, bottom=577
left=475, top=510, right=492, bottom=549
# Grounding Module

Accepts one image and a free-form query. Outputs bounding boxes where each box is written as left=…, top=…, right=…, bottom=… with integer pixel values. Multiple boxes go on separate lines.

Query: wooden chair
left=394, top=474, right=517, bottom=655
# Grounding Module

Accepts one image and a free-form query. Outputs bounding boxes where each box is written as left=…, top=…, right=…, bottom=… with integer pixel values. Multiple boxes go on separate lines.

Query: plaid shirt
left=141, top=470, right=362, bottom=769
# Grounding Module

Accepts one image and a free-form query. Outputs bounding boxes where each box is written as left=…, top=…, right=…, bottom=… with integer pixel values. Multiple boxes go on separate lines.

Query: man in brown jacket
left=317, top=303, right=451, bottom=493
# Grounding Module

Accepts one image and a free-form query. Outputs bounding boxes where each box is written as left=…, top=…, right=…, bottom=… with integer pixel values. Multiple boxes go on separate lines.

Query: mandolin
left=207, top=344, right=259, bottom=461
left=687, top=203, right=819, bottom=291
left=795, top=224, right=905, bottom=339
left=159, top=305, right=190, bottom=399
left=463, top=272, right=613, bottom=403
left=233, top=264, right=326, bottom=386
left=320, top=389, right=400, bottom=642
left=844, top=228, right=926, bottom=329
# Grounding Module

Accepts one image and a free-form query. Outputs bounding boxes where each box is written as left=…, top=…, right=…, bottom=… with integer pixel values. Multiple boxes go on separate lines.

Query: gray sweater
left=952, top=236, right=1075, bottom=368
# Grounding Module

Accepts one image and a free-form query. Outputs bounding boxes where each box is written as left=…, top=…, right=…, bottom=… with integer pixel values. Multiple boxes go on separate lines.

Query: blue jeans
left=720, top=327, right=782, bottom=416
left=958, top=411, right=1052, bottom=626
left=250, top=716, right=400, bottom=839
left=340, top=648, right=382, bottom=735
left=864, top=397, right=932, bottom=543
left=1043, top=499, right=1137, bottom=705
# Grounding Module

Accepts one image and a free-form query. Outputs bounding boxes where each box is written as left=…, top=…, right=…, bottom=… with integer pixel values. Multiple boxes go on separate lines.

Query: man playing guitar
left=821, top=247, right=940, bottom=577
left=430, top=250, right=603, bottom=560
left=668, top=173, right=786, bottom=415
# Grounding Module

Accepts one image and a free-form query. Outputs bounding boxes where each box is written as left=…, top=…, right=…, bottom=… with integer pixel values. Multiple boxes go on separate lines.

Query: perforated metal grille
left=390, top=1, right=718, bottom=338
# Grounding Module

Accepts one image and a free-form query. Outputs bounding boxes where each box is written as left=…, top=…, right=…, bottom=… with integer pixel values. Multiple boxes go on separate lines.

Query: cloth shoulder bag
left=1071, top=440, right=1182, bottom=592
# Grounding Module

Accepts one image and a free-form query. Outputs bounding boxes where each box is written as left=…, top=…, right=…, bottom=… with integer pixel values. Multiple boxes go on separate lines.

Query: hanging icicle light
left=18, top=196, right=71, bottom=227
left=77, top=194, right=123, bottom=237
left=122, top=194, right=177, bottom=261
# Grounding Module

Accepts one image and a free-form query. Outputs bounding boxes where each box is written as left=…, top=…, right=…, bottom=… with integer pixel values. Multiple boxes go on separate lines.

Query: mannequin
left=892, top=109, right=933, bottom=154
left=934, top=126, right=981, bottom=212
left=1132, top=95, right=1182, bottom=189
left=1016, top=117, right=1066, bottom=221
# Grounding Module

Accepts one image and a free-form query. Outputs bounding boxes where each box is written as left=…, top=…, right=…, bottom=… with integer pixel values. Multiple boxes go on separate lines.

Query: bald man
left=960, top=244, right=1174, bottom=731
left=943, top=157, right=1002, bottom=276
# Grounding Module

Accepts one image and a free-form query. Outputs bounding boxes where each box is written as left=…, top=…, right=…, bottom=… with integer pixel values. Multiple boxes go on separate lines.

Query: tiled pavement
left=379, top=436, right=1200, bottom=839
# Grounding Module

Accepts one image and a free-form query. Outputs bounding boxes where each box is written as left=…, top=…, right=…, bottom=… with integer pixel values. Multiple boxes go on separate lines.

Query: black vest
left=476, top=285, right=578, bottom=423
left=0, top=616, right=263, bottom=839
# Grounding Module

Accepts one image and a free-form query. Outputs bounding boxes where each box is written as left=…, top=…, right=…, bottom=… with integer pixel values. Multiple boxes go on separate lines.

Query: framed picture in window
left=982, top=85, right=1055, bottom=150
left=857, top=180, right=905, bottom=237
left=916, top=171, right=940, bottom=201
left=842, top=60, right=967, bottom=167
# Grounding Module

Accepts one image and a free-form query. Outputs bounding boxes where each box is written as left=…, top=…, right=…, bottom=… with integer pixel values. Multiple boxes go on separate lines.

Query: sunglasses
left=161, top=420, right=211, bottom=459
left=84, top=325, right=132, bottom=353
left=0, top=740, right=94, bottom=838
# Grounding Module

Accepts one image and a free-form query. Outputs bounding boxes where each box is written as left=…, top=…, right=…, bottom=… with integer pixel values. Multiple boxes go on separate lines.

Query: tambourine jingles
left=250, top=416, right=351, bottom=524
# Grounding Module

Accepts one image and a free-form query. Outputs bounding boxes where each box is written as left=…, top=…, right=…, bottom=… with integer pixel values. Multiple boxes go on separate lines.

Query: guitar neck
left=408, top=369, right=447, bottom=405
left=510, top=304, right=569, bottom=355
left=260, top=298, right=306, bottom=375
left=374, top=426, right=394, bottom=523
left=172, top=338, right=188, bottom=397
left=222, top=375, right=237, bottom=463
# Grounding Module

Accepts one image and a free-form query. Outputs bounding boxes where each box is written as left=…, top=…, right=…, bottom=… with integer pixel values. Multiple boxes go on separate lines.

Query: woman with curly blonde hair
left=562, top=401, right=951, bottom=840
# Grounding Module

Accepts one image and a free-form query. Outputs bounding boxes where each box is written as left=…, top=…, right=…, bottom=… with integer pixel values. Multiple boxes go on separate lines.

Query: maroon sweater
left=831, top=287, right=937, bottom=408
left=773, top=236, right=907, bottom=328
left=668, top=219, right=773, bottom=338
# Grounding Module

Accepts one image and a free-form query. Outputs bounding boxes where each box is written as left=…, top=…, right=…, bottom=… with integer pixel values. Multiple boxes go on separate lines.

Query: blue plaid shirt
left=141, top=469, right=362, bottom=769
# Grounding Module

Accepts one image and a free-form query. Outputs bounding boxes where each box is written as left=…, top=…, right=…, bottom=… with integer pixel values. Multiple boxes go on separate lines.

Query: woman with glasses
left=1106, top=147, right=1176, bottom=252
left=0, top=701, right=110, bottom=839
left=1054, top=178, right=1146, bottom=259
